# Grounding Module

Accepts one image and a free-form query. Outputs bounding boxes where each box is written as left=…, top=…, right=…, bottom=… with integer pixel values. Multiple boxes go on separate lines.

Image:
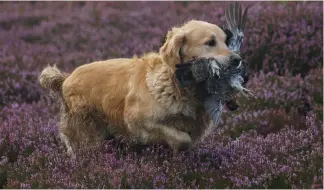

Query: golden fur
left=39, top=20, right=240, bottom=157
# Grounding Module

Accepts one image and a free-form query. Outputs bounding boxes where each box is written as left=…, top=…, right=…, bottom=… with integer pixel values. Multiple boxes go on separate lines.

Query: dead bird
left=175, top=2, right=252, bottom=125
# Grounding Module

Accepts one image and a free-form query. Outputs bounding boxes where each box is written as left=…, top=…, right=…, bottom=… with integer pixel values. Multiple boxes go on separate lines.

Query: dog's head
left=159, top=20, right=242, bottom=70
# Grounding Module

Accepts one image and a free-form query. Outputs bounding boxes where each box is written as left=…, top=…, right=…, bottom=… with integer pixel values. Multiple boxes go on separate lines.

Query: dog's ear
left=159, top=28, right=186, bottom=67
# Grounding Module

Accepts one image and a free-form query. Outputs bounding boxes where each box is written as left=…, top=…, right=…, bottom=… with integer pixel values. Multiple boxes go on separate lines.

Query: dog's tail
left=39, top=65, right=69, bottom=93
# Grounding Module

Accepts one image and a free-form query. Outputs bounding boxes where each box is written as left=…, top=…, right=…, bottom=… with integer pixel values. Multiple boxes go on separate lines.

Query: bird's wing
left=204, top=96, right=224, bottom=126
left=224, top=2, right=250, bottom=53
left=175, top=58, right=219, bottom=88
left=175, top=63, right=196, bottom=87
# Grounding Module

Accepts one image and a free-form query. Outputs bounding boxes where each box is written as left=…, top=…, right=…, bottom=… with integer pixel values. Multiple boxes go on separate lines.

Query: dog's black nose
left=230, top=54, right=242, bottom=67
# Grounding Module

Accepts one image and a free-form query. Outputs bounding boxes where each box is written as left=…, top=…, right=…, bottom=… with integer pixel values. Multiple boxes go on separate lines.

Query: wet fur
left=39, top=20, right=240, bottom=157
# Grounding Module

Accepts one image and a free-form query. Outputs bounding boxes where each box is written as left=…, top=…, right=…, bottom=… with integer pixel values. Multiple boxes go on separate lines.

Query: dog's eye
left=205, top=39, right=216, bottom=47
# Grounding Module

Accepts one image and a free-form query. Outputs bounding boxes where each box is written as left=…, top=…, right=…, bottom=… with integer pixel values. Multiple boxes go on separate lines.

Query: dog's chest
left=146, top=69, right=197, bottom=119
left=148, top=89, right=197, bottom=119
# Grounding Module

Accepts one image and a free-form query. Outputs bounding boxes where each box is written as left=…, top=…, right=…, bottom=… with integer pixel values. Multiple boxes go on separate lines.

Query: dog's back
left=62, top=59, right=135, bottom=127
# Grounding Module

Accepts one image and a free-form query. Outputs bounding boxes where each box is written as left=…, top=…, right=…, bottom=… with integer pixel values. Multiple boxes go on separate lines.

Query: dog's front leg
left=127, top=121, right=193, bottom=153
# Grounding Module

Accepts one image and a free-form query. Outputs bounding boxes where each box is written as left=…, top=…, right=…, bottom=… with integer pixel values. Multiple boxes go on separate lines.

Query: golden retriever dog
left=39, top=20, right=242, bottom=158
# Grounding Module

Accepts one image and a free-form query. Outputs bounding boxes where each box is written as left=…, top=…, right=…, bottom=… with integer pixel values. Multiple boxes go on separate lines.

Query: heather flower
left=0, top=1, right=322, bottom=189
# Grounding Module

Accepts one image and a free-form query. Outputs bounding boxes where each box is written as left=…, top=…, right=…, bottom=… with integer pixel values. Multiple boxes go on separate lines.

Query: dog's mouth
left=177, top=56, right=253, bottom=112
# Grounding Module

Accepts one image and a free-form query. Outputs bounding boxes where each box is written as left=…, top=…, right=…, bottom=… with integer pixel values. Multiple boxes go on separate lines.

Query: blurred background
left=0, top=1, right=322, bottom=189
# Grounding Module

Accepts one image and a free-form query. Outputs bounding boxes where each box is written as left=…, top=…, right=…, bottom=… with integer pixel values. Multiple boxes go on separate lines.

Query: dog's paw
left=169, top=132, right=193, bottom=153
